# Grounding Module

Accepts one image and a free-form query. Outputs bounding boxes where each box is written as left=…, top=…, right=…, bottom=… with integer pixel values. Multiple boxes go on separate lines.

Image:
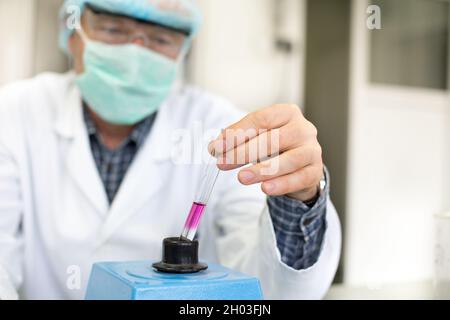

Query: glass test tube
left=180, top=154, right=220, bottom=241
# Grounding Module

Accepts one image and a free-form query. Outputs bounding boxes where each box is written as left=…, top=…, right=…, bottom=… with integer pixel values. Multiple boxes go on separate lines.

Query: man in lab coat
left=0, top=0, right=341, bottom=299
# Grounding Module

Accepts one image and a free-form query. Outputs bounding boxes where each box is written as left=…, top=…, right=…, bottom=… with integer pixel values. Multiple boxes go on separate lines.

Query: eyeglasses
left=83, top=6, right=188, bottom=59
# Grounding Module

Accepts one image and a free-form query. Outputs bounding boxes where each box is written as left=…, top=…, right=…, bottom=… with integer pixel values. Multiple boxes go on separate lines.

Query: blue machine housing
left=85, top=261, right=263, bottom=300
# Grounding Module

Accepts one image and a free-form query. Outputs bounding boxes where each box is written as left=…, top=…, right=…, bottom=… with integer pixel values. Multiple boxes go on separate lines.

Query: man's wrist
left=302, top=188, right=321, bottom=207
left=286, top=169, right=327, bottom=206
left=287, top=186, right=319, bottom=204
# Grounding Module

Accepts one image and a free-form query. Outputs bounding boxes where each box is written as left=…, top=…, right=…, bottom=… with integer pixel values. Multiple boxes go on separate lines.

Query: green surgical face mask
left=75, top=29, right=181, bottom=125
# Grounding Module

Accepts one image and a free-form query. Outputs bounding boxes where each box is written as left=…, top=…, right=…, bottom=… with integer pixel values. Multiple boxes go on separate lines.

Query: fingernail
left=208, top=139, right=225, bottom=156
left=208, top=141, right=216, bottom=155
left=263, top=182, right=276, bottom=193
left=239, top=170, right=256, bottom=184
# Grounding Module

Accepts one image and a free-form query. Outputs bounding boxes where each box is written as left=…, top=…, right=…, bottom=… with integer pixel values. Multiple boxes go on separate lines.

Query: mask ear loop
left=169, top=37, right=191, bottom=84
left=66, top=26, right=88, bottom=70
left=175, top=41, right=190, bottom=65
left=168, top=37, right=193, bottom=94
left=75, top=25, right=90, bottom=44
left=175, top=30, right=196, bottom=64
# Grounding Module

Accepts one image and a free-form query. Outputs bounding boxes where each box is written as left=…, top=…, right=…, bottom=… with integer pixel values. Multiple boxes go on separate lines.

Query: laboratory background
left=0, top=0, right=449, bottom=300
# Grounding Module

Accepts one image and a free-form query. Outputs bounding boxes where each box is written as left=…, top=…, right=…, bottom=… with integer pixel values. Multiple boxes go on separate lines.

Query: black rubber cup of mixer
left=152, top=237, right=208, bottom=274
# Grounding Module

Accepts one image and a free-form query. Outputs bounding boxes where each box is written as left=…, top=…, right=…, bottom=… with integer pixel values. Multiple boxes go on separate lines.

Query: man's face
left=68, top=7, right=187, bottom=74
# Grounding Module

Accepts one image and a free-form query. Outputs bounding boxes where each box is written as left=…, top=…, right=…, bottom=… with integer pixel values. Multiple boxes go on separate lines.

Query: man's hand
left=209, top=104, right=323, bottom=202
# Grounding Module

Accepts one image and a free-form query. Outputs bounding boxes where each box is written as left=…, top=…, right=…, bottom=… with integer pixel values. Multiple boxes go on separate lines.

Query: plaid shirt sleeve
left=267, top=167, right=329, bottom=270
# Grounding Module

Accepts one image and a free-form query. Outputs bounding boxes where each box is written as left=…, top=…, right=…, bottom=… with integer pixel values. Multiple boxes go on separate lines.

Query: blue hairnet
left=59, top=0, right=202, bottom=54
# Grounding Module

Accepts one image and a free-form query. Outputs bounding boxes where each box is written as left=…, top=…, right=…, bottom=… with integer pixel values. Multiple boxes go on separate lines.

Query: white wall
left=345, top=0, right=449, bottom=286
left=33, top=0, right=68, bottom=75
left=0, top=0, right=37, bottom=85
left=0, top=0, right=67, bottom=85
left=189, top=0, right=305, bottom=112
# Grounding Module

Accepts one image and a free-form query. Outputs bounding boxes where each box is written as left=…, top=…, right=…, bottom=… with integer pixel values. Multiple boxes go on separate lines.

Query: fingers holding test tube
left=208, top=104, right=324, bottom=202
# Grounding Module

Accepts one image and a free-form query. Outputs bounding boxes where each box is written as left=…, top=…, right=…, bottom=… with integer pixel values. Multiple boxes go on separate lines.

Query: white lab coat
left=0, top=72, right=341, bottom=300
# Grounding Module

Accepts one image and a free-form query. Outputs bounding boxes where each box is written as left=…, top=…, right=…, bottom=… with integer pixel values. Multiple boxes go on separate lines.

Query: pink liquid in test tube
left=181, top=152, right=220, bottom=241
left=181, top=202, right=207, bottom=240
